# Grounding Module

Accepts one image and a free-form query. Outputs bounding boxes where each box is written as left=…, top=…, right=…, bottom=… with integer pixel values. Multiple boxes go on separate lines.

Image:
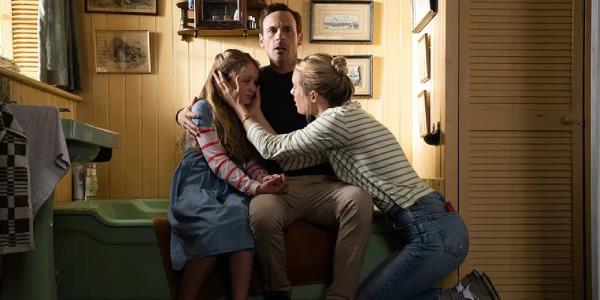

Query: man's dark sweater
left=258, top=65, right=334, bottom=176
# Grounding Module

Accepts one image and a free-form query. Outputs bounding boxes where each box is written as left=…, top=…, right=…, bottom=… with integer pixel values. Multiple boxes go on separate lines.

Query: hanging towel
left=5, top=104, right=70, bottom=217
left=0, top=105, right=33, bottom=254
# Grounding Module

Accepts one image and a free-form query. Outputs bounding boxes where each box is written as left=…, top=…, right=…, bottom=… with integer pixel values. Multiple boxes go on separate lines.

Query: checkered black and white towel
left=0, top=107, right=33, bottom=254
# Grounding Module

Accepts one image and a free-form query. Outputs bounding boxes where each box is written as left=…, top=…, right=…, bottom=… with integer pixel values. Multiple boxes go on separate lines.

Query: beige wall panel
left=155, top=0, right=175, bottom=199
left=73, top=0, right=92, bottom=124
left=363, top=2, right=383, bottom=121
left=124, top=74, right=143, bottom=198
left=140, top=15, right=159, bottom=198
left=410, top=0, right=445, bottom=180
left=90, top=14, right=110, bottom=199
left=171, top=5, right=190, bottom=170
left=399, top=2, right=413, bottom=162
left=121, top=15, right=143, bottom=198
left=188, top=38, right=206, bottom=101
left=107, top=73, right=126, bottom=198
left=0, top=0, right=13, bottom=58
left=381, top=1, right=400, bottom=142
left=72, top=0, right=416, bottom=201
left=8, top=81, right=19, bottom=103
left=105, top=14, right=126, bottom=199
left=9, top=80, right=19, bottom=102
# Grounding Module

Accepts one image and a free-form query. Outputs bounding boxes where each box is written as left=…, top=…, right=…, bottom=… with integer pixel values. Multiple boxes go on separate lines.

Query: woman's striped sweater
left=247, top=101, right=433, bottom=212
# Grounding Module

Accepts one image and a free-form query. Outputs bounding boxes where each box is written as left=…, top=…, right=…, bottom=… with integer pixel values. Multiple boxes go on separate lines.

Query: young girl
left=216, top=53, right=499, bottom=300
left=169, top=49, right=287, bottom=300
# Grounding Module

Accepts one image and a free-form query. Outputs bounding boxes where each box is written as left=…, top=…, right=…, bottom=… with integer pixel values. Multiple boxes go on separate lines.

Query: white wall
left=592, top=0, right=599, bottom=299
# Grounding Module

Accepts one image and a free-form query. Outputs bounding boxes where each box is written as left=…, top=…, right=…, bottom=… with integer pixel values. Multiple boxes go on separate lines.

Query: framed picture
left=411, top=0, right=437, bottom=33
left=418, top=33, right=431, bottom=83
left=310, top=1, right=373, bottom=43
left=417, top=90, right=430, bottom=137
left=85, top=0, right=158, bottom=16
left=94, top=30, right=151, bottom=73
left=342, top=55, right=373, bottom=98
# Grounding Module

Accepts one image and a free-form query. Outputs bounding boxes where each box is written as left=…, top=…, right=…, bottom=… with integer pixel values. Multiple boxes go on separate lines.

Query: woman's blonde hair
left=295, top=53, right=354, bottom=107
left=188, top=49, right=260, bottom=162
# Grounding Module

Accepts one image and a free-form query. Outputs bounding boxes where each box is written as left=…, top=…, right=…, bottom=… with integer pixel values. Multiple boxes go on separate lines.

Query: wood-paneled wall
left=72, top=0, right=440, bottom=199
left=0, top=0, right=12, bottom=58
left=410, top=0, right=447, bottom=184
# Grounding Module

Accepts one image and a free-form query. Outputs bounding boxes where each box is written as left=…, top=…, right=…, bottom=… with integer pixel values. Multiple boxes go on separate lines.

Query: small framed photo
left=411, top=0, right=437, bottom=33
left=310, top=1, right=373, bottom=43
left=417, top=90, right=430, bottom=137
left=342, top=55, right=373, bottom=98
left=85, top=0, right=158, bottom=16
left=418, top=33, right=431, bottom=83
left=94, top=30, right=151, bottom=74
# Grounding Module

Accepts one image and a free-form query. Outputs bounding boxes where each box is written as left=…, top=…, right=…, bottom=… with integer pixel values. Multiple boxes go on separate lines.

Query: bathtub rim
left=54, top=198, right=168, bottom=227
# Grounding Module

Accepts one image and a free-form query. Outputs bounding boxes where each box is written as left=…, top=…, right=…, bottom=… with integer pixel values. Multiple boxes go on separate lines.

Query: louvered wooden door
left=458, top=0, right=584, bottom=299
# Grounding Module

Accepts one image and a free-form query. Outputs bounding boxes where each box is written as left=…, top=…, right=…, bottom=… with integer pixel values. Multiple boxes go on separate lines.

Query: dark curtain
left=39, top=0, right=80, bottom=92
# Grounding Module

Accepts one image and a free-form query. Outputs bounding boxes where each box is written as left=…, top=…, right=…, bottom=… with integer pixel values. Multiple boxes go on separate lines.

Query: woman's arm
left=277, top=152, right=328, bottom=171
left=244, top=113, right=347, bottom=161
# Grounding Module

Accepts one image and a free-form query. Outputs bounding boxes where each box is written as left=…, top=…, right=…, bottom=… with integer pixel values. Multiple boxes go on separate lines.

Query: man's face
left=259, top=11, right=303, bottom=66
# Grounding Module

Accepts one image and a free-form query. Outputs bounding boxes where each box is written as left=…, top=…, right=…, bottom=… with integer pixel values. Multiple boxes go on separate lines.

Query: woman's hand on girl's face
left=213, top=71, right=244, bottom=112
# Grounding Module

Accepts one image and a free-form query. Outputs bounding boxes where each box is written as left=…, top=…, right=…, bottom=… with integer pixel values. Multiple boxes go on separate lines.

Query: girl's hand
left=260, top=173, right=280, bottom=183
left=255, top=174, right=288, bottom=194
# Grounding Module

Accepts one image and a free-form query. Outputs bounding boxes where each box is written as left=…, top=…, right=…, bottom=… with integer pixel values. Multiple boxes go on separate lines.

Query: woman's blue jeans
left=356, top=192, right=469, bottom=300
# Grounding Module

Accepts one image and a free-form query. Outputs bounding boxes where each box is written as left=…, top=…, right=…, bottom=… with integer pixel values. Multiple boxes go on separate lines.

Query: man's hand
left=177, top=101, right=200, bottom=136
left=255, top=174, right=288, bottom=194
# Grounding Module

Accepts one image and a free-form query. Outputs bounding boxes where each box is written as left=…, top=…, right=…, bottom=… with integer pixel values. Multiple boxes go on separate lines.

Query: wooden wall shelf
left=176, top=0, right=265, bottom=39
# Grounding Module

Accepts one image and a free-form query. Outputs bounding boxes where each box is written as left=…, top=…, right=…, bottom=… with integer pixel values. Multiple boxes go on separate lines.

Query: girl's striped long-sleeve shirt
left=246, top=101, right=433, bottom=213
left=189, top=100, right=268, bottom=195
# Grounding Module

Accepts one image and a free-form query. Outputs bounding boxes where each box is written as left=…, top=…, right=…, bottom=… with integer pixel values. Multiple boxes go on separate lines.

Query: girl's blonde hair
left=295, top=53, right=354, bottom=107
left=189, top=49, right=260, bottom=162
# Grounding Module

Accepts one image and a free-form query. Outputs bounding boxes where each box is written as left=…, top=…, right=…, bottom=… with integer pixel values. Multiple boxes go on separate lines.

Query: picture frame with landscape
left=342, top=55, right=373, bottom=98
left=85, top=0, right=158, bottom=16
left=310, top=0, right=373, bottom=43
left=94, top=30, right=151, bottom=74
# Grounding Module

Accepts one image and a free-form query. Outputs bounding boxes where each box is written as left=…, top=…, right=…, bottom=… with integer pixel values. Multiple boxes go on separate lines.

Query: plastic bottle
left=84, top=163, right=98, bottom=200
left=72, top=163, right=85, bottom=200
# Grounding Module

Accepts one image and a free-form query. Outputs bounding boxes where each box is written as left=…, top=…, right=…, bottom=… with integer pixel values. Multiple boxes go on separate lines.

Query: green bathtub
left=54, top=199, right=170, bottom=300
left=53, top=199, right=397, bottom=300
